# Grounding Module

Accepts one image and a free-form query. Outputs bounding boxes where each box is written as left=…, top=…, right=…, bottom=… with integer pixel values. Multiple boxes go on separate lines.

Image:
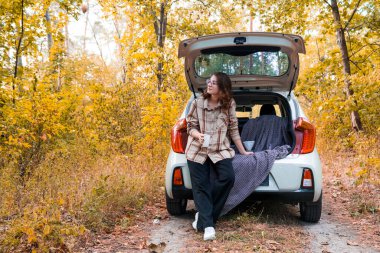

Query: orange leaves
left=25, top=227, right=37, bottom=244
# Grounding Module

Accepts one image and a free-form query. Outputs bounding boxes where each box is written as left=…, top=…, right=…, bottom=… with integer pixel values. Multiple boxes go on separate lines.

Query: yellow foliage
left=297, top=33, right=380, bottom=185
left=43, top=225, right=51, bottom=236
left=0, top=0, right=378, bottom=251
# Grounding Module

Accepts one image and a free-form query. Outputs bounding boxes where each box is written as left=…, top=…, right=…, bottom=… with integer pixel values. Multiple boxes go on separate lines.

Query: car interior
left=233, top=92, right=295, bottom=152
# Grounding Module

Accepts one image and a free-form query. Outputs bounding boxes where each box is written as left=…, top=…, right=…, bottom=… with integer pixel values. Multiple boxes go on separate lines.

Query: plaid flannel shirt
left=185, top=97, right=241, bottom=164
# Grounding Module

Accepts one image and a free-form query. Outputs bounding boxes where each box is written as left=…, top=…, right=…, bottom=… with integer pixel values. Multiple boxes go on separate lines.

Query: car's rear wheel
left=300, top=193, right=322, bottom=222
left=166, top=192, right=187, bottom=215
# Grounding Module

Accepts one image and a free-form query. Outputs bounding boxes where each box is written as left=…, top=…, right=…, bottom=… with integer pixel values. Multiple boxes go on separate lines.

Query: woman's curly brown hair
left=202, top=72, right=232, bottom=111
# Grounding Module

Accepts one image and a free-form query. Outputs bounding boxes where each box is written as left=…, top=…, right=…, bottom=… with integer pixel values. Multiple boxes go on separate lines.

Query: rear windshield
left=194, top=49, right=289, bottom=78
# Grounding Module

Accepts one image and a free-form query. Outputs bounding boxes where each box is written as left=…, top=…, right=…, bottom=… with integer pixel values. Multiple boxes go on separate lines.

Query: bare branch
left=196, top=0, right=208, bottom=7
left=323, top=0, right=332, bottom=9
left=315, top=39, right=323, bottom=62
left=350, top=59, right=362, bottom=71
left=344, top=0, right=362, bottom=30
left=21, top=40, right=33, bottom=52
left=89, top=22, right=106, bottom=67
left=351, top=48, right=380, bottom=65
left=112, top=18, right=127, bottom=84
left=349, top=41, right=380, bottom=58
left=350, top=44, right=368, bottom=58
left=347, top=22, right=364, bottom=31
left=112, top=19, right=122, bottom=39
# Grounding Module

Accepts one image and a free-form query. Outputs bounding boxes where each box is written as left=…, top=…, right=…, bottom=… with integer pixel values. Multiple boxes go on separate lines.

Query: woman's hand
left=234, top=139, right=254, bottom=155
left=193, top=131, right=205, bottom=144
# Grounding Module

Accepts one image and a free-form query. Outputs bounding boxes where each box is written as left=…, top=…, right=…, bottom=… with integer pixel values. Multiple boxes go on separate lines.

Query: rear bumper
left=171, top=187, right=314, bottom=203
left=247, top=189, right=314, bottom=202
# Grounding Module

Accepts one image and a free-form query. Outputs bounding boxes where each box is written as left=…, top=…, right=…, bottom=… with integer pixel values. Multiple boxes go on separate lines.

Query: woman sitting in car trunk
left=186, top=72, right=253, bottom=241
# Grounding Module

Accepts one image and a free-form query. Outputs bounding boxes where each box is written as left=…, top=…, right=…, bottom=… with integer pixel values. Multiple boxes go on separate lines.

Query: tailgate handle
left=234, top=37, right=246, bottom=45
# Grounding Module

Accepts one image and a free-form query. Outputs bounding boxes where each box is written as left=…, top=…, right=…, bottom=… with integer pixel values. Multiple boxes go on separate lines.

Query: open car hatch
left=178, top=32, right=306, bottom=93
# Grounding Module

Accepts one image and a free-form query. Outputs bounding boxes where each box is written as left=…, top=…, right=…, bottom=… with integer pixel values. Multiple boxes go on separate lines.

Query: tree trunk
left=83, top=0, right=90, bottom=51
left=45, top=9, right=53, bottom=53
left=330, top=0, right=362, bottom=131
left=13, top=0, right=25, bottom=104
left=65, top=18, right=70, bottom=55
left=90, top=22, right=106, bottom=66
left=14, top=0, right=24, bottom=79
left=154, top=2, right=167, bottom=92
left=113, top=18, right=127, bottom=84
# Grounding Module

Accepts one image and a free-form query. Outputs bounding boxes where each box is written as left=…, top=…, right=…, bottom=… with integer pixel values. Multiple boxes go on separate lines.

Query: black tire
left=300, top=193, right=322, bottom=222
left=165, top=192, right=187, bottom=215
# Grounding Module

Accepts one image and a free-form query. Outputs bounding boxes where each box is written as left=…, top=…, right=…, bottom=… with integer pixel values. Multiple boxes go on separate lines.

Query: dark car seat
left=260, top=104, right=276, bottom=116
left=239, top=104, right=289, bottom=151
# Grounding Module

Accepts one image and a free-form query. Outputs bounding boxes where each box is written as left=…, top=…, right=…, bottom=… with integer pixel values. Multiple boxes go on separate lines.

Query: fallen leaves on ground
left=322, top=153, right=380, bottom=250
left=347, top=240, right=359, bottom=246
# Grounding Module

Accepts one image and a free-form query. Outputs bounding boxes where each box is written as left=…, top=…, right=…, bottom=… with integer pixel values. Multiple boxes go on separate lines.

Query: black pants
left=188, top=158, right=235, bottom=230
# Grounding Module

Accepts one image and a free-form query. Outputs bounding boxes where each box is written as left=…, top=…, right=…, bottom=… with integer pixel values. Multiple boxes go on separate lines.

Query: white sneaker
left=192, top=212, right=198, bottom=230
left=203, top=227, right=216, bottom=241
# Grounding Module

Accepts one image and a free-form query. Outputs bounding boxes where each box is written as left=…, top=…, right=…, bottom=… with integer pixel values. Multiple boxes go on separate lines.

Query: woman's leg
left=188, top=159, right=213, bottom=230
left=211, top=158, right=235, bottom=223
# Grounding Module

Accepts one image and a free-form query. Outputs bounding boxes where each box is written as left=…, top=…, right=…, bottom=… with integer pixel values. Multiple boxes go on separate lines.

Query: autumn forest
left=0, top=0, right=379, bottom=252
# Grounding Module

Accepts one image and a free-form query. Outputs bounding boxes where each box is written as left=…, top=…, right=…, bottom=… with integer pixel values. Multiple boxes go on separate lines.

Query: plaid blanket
left=240, top=115, right=292, bottom=152
left=220, top=115, right=292, bottom=216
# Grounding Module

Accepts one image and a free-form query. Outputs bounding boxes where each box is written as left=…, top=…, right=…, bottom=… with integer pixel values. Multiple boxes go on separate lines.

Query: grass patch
left=211, top=201, right=309, bottom=252
left=0, top=142, right=165, bottom=252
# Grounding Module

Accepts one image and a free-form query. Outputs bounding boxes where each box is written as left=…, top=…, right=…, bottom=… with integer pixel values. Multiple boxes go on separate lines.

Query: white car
left=165, top=32, right=322, bottom=222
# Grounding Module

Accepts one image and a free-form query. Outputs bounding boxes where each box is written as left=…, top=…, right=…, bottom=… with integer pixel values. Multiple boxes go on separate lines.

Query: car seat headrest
left=260, top=104, right=276, bottom=116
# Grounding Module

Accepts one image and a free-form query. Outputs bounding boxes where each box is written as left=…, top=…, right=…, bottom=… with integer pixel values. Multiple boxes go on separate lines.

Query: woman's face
left=207, top=75, right=220, bottom=96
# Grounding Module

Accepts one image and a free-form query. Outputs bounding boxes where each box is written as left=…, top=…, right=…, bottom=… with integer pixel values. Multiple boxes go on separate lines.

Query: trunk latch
left=234, top=37, right=246, bottom=45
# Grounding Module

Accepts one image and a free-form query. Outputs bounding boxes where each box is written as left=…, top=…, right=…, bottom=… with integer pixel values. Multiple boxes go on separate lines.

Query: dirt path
left=304, top=212, right=377, bottom=253
left=145, top=201, right=379, bottom=253
left=80, top=195, right=379, bottom=252
left=81, top=199, right=378, bottom=253
left=148, top=211, right=194, bottom=253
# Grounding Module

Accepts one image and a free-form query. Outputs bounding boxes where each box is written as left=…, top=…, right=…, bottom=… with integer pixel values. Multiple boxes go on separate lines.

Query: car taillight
left=301, top=168, right=313, bottom=188
left=293, top=117, right=316, bottom=154
left=173, top=167, right=184, bottom=186
left=171, top=118, right=188, bottom=153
